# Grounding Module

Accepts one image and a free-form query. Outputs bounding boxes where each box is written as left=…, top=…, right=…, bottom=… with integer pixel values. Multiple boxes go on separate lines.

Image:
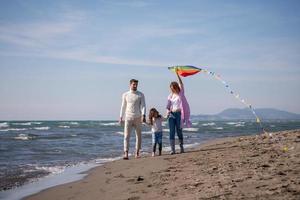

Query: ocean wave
left=162, top=122, right=168, bottom=127
left=34, top=165, right=66, bottom=175
left=13, top=134, right=36, bottom=140
left=94, top=157, right=122, bottom=164
left=183, top=128, right=199, bottom=132
left=60, top=122, right=79, bottom=125
left=0, top=128, right=27, bottom=132
left=226, top=122, right=245, bottom=127
left=192, top=122, right=199, bottom=126
left=214, top=127, right=224, bottom=130
left=69, top=122, right=79, bottom=125
left=100, top=122, right=119, bottom=126
left=142, top=131, right=152, bottom=135
left=202, top=122, right=216, bottom=126
left=163, top=142, right=200, bottom=152
left=0, top=122, right=9, bottom=128
left=33, top=127, right=50, bottom=130
left=163, top=128, right=170, bottom=132
left=12, top=122, right=32, bottom=126
left=58, top=125, right=70, bottom=128
left=32, top=122, right=43, bottom=125
left=116, top=131, right=153, bottom=135
left=226, top=122, right=237, bottom=125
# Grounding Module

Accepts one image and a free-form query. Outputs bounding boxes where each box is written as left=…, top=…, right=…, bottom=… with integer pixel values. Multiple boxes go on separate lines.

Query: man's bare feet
left=135, top=150, right=140, bottom=158
left=123, top=151, right=129, bottom=160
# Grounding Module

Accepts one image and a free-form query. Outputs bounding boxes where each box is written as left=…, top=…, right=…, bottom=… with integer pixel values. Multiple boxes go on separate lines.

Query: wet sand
left=26, top=129, right=300, bottom=200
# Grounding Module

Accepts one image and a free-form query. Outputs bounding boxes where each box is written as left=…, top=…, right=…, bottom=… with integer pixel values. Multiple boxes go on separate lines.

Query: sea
left=0, top=120, right=299, bottom=199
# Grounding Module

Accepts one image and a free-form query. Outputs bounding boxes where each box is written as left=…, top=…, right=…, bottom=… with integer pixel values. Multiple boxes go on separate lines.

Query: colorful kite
left=168, top=65, right=266, bottom=133
left=168, top=65, right=201, bottom=77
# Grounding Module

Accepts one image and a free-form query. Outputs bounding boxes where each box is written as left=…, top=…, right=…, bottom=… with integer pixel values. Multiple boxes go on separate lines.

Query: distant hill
left=191, top=108, right=300, bottom=121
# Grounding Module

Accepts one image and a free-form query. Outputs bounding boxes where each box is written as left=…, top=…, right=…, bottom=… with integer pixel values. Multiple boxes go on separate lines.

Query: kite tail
left=202, top=69, right=267, bottom=134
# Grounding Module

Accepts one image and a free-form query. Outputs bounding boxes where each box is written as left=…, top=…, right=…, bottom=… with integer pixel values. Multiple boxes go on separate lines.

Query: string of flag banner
left=168, top=65, right=266, bottom=133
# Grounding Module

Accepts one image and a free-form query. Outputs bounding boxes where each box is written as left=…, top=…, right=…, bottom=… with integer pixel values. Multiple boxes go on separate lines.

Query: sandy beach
left=25, top=129, right=300, bottom=200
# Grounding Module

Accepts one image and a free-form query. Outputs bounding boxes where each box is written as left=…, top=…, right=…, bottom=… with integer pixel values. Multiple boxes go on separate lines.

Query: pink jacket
left=166, top=84, right=192, bottom=128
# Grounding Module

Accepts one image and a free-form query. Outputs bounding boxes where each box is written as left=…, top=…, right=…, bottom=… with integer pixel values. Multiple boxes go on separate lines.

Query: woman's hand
left=175, top=68, right=183, bottom=86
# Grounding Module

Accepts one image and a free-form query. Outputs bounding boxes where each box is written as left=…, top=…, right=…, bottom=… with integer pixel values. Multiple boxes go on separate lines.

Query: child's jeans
left=152, top=131, right=162, bottom=153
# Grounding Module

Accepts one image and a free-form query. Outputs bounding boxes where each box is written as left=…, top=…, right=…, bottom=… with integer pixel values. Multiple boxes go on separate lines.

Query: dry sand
left=26, top=129, right=300, bottom=200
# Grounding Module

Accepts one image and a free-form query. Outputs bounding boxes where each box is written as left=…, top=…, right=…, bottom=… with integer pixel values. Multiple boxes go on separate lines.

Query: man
left=119, top=79, right=146, bottom=159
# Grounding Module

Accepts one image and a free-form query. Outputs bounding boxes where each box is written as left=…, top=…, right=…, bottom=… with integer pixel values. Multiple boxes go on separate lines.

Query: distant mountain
left=191, top=108, right=300, bottom=121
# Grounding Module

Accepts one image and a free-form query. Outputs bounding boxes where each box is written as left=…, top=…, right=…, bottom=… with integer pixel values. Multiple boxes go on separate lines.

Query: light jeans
left=124, top=117, right=142, bottom=152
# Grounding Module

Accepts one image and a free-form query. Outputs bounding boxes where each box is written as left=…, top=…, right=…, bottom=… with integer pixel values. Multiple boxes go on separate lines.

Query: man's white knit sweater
left=120, top=90, right=146, bottom=120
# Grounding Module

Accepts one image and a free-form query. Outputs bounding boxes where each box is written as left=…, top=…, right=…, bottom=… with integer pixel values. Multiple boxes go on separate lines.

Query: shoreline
left=24, top=129, right=300, bottom=200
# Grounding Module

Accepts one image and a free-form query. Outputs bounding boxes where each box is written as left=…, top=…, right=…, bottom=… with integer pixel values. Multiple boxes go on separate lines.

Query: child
left=148, top=108, right=163, bottom=157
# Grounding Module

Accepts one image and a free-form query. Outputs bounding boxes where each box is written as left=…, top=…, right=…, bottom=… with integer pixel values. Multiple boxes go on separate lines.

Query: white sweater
left=120, top=90, right=146, bottom=120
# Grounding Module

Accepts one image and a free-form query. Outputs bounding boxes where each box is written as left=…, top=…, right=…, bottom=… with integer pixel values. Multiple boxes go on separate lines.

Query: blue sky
left=0, top=0, right=299, bottom=120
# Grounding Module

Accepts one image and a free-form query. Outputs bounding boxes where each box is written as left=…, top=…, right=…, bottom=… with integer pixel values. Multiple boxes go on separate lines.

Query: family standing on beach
left=119, top=70, right=191, bottom=159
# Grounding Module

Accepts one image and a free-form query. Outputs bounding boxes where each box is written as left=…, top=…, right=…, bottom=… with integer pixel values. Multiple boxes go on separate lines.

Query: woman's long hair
left=170, top=81, right=180, bottom=94
left=148, top=108, right=162, bottom=125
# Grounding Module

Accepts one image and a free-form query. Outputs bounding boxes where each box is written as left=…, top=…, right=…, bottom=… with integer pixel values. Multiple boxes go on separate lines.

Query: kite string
left=202, top=69, right=267, bottom=134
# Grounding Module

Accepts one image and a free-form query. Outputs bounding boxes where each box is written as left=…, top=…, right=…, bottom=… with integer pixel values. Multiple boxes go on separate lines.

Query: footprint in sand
left=127, top=196, right=140, bottom=200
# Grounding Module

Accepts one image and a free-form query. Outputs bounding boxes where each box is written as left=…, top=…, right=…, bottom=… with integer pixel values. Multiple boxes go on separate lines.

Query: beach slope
left=26, top=129, right=300, bottom=200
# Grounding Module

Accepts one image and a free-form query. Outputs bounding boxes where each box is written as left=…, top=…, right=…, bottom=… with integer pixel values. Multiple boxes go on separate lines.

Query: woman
left=166, top=69, right=191, bottom=154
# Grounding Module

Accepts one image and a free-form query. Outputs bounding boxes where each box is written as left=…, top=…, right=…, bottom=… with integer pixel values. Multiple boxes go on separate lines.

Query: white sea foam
left=35, top=166, right=66, bottom=175
left=226, top=122, right=237, bottom=125
left=142, top=131, right=152, bottom=135
left=59, top=125, right=70, bottom=128
left=202, top=122, right=216, bottom=126
left=162, top=122, right=168, bottom=127
left=0, top=122, right=9, bottom=128
left=12, top=122, right=32, bottom=126
left=192, top=122, right=199, bottom=126
left=61, top=122, right=79, bottom=125
left=163, top=128, right=170, bottom=132
left=32, top=122, right=43, bottom=125
left=226, top=122, right=245, bottom=127
left=214, top=127, right=224, bottom=130
left=94, top=157, right=122, bottom=164
left=163, top=142, right=200, bottom=152
left=100, top=122, right=119, bottom=126
left=0, top=128, right=27, bottom=132
left=13, top=134, right=35, bottom=140
left=33, top=127, right=50, bottom=130
left=183, top=128, right=199, bottom=132
left=116, top=131, right=123, bottom=135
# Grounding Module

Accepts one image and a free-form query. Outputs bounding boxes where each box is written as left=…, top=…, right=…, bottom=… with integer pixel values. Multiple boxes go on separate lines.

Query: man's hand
left=119, top=117, right=123, bottom=125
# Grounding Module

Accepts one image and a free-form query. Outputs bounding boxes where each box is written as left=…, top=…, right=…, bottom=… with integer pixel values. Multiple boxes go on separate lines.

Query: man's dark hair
left=130, top=79, right=139, bottom=84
